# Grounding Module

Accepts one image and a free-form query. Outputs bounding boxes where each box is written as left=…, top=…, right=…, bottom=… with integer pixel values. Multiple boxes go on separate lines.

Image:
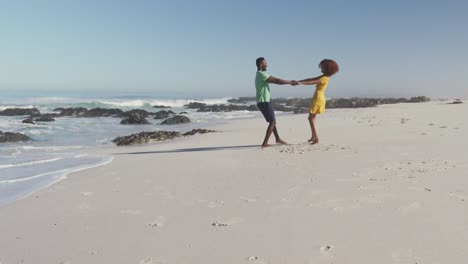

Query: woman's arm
left=298, top=75, right=323, bottom=85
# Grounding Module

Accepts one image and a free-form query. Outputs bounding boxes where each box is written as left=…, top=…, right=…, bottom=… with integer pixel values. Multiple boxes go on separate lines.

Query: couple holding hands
left=255, top=57, right=339, bottom=148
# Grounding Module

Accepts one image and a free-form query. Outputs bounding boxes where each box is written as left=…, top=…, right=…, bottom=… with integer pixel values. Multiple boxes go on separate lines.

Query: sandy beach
left=1, top=100, right=467, bottom=264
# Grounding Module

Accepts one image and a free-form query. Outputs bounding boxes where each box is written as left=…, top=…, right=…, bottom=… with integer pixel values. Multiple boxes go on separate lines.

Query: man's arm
left=267, top=76, right=297, bottom=85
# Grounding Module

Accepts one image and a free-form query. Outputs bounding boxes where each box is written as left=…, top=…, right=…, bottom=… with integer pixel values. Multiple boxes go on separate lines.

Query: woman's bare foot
left=261, top=144, right=273, bottom=148
left=310, top=139, right=319, bottom=145
left=276, top=139, right=288, bottom=145
left=307, top=137, right=315, bottom=142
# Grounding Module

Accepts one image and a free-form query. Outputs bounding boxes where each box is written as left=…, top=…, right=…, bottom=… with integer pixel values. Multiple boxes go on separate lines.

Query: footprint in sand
left=319, top=245, right=335, bottom=257
left=240, top=196, right=257, bottom=203
left=391, top=248, right=418, bottom=263
left=211, top=217, right=244, bottom=227
left=246, top=256, right=268, bottom=263
left=207, top=200, right=225, bottom=208
left=139, top=257, right=166, bottom=264
left=277, top=143, right=353, bottom=155
left=77, top=203, right=91, bottom=210
left=120, top=209, right=142, bottom=215
left=80, top=191, right=94, bottom=197
left=397, top=202, right=423, bottom=213
left=449, top=192, right=465, bottom=201
left=148, top=216, right=166, bottom=228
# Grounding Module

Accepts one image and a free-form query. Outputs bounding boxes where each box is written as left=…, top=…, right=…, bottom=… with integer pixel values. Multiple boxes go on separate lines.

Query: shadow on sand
left=115, top=144, right=259, bottom=155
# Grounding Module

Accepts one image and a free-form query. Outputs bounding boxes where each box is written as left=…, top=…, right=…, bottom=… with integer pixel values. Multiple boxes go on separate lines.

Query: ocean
left=0, top=96, right=263, bottom=206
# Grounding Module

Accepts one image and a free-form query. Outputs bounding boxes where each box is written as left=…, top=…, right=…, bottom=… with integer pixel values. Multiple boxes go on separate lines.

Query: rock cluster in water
left=161, top=115, right=191, bottom=125
left=112, top=129, right=216, bottom=146
left=183, top=96, right=431, bottom=113
left=0, top=131, right=32, bottom=143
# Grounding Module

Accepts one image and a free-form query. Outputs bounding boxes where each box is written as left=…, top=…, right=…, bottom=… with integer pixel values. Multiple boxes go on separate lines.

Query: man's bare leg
left=273, top=126, right=287, bottom=145
left=261, top=121, right=276, bottom=148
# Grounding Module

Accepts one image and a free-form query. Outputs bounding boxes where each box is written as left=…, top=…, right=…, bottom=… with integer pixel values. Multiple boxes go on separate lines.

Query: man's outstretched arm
left=267, top=76, right=298, bottom=85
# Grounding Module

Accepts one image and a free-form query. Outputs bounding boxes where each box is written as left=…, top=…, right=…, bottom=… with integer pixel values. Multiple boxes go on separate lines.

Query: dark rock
left=152, top=105, right=172, bottom=109
left=154, top=110, right=172, bottom=119
left=179, top=112, right=188, bottom=114
left=34, top=115, right=55, bottom=122
left=408, top=96, right=430, bottom=103
left=59, top=107, right=88, bottom=117
left=122, top=109, right=152, bottom=118
left=293, top=107, right=309, bottom=114
left=83, top=108, right=124, bottom=117
left=227, top=97, right=256, bottom=104
left=22, top=118, right=35, bottom=124
left=284, top=98, right=310, bottom=108
left=185, top=102, right=207, bottom=109
left=53, top=108, right=65, bottom=112
left=0, top=131, right=32, bottom=143
left=326, top=98, right=379, bottom=108
left=112, top=131, right=181, bottom=146
left=22, top=114, right=58, bottom=124
left=120, top=113, right=150, bottom=125
left=0, top=108, right=40, bottom=116
left=31, top=114, right=60, bottom=122
left=270, top=102, right=294, bottom=112
left=32, top=113, right=60, bottom=118
left=182, top=129, right=216, bottom=136
left=161, top=115, right=191, bottom=125
left=197, top=104, right=259, bottom=112
left=448, top=99, right=463, bottom=104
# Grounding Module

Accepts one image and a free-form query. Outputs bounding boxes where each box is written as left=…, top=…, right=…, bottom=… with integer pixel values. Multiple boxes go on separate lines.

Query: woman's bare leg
left=310, top=114, right=319, bottom=144
left=308, top=113, right=316, bottom=142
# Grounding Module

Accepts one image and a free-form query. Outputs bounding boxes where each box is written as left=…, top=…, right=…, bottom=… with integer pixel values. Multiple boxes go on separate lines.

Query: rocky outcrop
left=326, top=98, right=378, bottom=108
left=185, top=102, right=207, bottom=109
left=197, top=104, right=259, bottom=112
left=112, top=128, right=216, bottom=146
left=227, top=97, right=256, bottom=104
left=0, top=108, right=40, bottom=116
left=293, top=107, right=309, bottom=114
left=153, top=110, right=174, bottom=119
left=34, top=114, right=58, bottom=122
left=120, top=113, right=150, bottom=125
left=22, top=118, right=35, bottom=124
left=161, top=115, right=191, bottom=125
left=83, top=108, right=124, bottom=117
left=112, top=131, right=181, bottom=146
left=448, top=99, right=463, bottom=104
left=408, top=96, right=430, bottom=103
left=22, top=114, right=58, bottom=124
left=57, top=107, right=88, bottom=117
left=152, top=105, right=171, bottom=109
left=0, top=131, right=32, bottom=143
left=122, top=109, right=153, bottom=118
left=182, top=129, right=216, bottom=136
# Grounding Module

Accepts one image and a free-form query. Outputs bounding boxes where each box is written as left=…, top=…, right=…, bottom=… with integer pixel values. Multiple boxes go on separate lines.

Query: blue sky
left=0, top=0, right=467, bottom=98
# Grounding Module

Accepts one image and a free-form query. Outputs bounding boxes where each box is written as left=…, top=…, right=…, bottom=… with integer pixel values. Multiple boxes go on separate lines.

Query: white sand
left=1, top=100, right=467, bottom=264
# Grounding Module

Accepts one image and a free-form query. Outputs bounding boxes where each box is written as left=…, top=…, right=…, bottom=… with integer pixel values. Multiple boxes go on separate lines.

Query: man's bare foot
left=310, top=139, right=319, bottom=145
left=261, top=144, right=273, bottom=148
left=307, top=137, right=315, bottom=142
left=276, top=139, right=288, bottom=145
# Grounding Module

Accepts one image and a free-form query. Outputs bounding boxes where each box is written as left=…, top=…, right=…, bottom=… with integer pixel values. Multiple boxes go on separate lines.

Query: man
left=255, top=57, right=298, bottom=148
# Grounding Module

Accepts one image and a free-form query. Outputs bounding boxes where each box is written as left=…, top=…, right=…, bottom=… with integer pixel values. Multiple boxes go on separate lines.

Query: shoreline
left=1, top=100, right=467, bottom=263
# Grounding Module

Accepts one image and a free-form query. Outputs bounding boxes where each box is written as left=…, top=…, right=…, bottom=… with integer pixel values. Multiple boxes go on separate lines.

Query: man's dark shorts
left=257, top=102, right=276, bottom=123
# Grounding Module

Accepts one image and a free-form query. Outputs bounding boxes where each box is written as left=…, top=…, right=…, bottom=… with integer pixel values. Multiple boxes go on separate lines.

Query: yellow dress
left=309, top=76, right=329, bottom=114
